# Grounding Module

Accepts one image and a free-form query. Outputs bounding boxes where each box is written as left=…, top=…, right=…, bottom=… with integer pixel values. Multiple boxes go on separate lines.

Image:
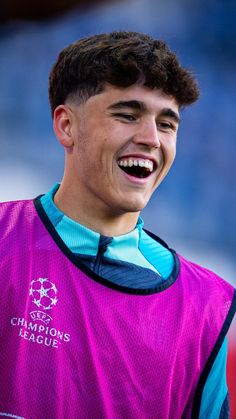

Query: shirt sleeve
left=199, top=337, right=229, bottom=418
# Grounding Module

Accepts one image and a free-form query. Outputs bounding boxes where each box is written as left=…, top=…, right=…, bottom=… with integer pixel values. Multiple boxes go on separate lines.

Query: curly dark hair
left=49, top=31, right=200, bottom=115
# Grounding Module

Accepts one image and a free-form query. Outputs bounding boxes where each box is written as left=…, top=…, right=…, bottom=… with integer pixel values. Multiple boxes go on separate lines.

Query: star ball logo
left=29, top=278, right=58, bottom=310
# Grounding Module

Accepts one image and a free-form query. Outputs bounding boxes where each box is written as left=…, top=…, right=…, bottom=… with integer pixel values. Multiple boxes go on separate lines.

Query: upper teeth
left=118, top=158, right=154, bottom=171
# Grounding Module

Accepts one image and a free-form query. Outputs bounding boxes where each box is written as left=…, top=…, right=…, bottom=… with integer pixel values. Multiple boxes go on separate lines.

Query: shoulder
left=0, top=199, right=36, bottom=240
left=0, top=198, right=32, bottom=213
left=178, top=253, right=235, bottom=293
left=177, top=253, right=236, bottom=338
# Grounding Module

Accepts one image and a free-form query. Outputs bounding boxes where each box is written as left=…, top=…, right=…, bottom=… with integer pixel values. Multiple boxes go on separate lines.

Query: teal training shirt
left=40, top=183, right=229, bottom=418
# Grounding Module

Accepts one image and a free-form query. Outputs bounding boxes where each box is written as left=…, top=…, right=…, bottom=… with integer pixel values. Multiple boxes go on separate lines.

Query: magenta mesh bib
left=0, top=199, right=235, bottom=419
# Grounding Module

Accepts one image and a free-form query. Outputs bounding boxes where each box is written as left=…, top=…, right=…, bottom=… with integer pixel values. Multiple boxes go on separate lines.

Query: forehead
left=88, top=83, right=180, bottom=114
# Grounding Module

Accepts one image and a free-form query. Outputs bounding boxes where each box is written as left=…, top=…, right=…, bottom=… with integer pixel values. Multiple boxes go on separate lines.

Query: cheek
left=162, top=140, right=176, bottom=165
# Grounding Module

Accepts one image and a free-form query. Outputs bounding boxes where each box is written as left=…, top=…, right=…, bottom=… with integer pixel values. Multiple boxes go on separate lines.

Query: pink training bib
left=0, top=199, right=235, bottom=419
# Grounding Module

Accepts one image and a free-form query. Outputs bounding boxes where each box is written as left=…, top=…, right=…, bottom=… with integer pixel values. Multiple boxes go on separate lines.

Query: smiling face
left=54, top=83, right=179, bottom=233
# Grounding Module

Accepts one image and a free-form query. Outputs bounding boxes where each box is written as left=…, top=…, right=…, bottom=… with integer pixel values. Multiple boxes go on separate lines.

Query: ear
left=53, top=105, right=74, bottom=148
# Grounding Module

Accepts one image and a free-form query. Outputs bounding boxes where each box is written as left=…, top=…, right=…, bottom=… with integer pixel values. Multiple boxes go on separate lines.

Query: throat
left=54, top=187, right=139, bottom=236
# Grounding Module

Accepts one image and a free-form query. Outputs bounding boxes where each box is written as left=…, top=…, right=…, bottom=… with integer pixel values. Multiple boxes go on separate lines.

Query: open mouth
left=118, top=158, right=155, bottom=179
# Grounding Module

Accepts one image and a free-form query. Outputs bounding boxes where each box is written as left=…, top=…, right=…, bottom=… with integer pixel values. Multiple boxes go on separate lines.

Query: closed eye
left=157, top=121, right=177, bottom=131
left=113, top=113, right=137, bottom=122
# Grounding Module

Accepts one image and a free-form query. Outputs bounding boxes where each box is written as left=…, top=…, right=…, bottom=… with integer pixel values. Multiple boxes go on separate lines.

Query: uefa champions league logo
left=29, top=278, right=58, bottom=311
left=10, top=278, right=71, bottom=348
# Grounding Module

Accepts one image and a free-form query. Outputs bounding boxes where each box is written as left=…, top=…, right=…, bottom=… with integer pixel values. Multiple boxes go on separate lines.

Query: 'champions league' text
left=11, top=317, right=71, bottom=349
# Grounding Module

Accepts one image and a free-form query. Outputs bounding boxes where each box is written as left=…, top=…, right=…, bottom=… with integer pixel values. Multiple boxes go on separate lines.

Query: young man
left=0, top=31, right=235, bottom=418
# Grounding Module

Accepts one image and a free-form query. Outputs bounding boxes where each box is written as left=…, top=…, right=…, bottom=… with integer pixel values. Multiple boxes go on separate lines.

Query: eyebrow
left=108, top=100, right=180, bottom=124
left=108, top=100, right=147, bottom=112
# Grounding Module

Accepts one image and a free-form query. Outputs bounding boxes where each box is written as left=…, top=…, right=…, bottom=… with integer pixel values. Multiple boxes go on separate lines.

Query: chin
left=119, top=199, right=149, bottom=214
left=109, top=190, right=152, bottom=214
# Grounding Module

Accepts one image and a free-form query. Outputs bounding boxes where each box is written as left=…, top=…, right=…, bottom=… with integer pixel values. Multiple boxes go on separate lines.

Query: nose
left=132, top=119, right=161, bottom=148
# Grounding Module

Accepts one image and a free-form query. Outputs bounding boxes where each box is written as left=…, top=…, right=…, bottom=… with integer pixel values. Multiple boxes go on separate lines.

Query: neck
left=54, top=183, right=140, bottom=237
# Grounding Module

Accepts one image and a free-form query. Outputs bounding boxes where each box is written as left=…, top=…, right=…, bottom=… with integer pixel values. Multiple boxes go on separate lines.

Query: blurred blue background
left=0, top=0, right=236, bottom=285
